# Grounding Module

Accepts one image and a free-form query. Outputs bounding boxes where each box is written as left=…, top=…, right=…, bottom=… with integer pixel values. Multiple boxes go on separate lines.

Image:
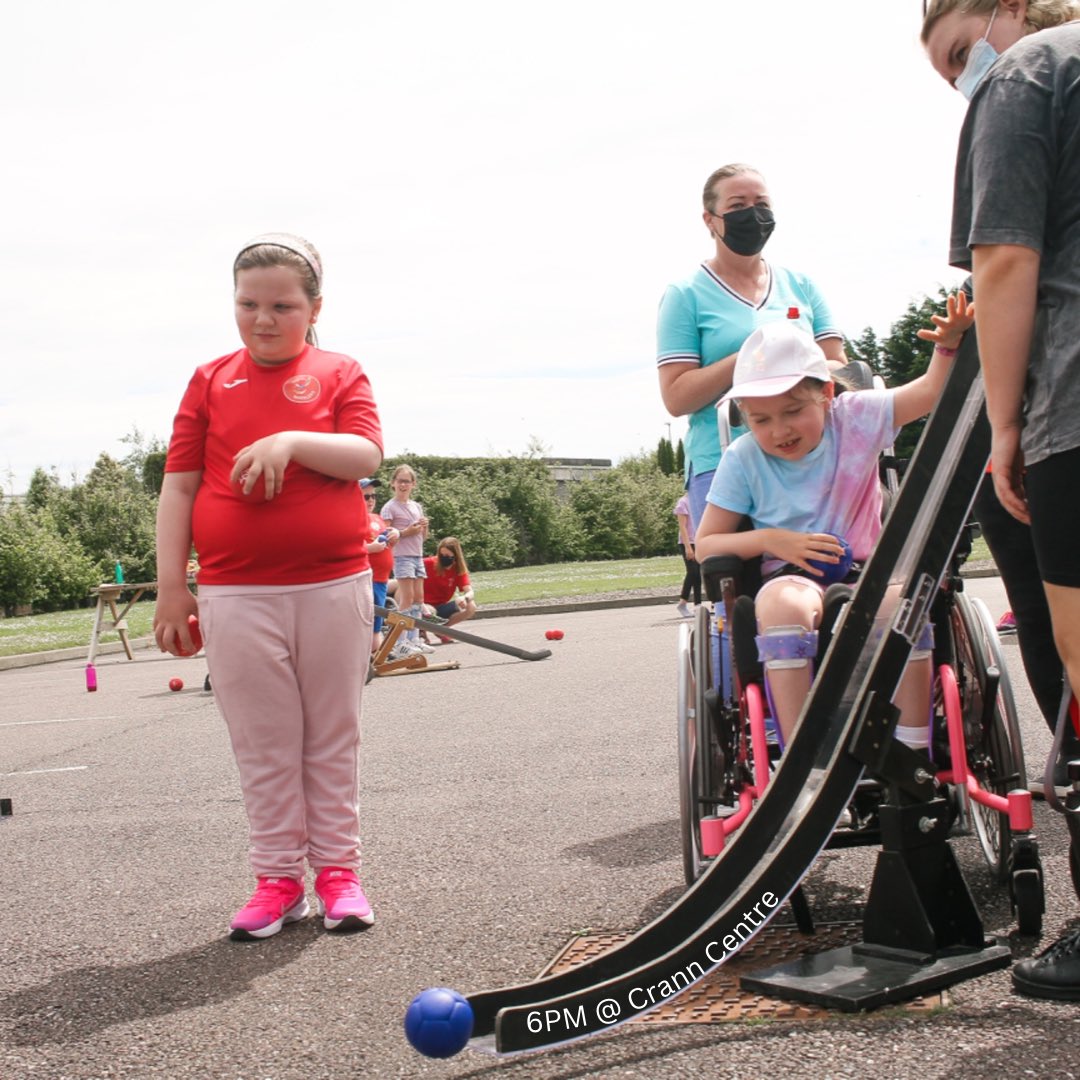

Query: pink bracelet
left=935, top=344, right=959, bottom=357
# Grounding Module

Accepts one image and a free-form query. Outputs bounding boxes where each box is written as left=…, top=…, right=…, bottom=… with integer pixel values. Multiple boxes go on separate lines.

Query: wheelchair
left=676, top=376, right=1044, bottom=937
left=676, top=527, right=1045, bottom=935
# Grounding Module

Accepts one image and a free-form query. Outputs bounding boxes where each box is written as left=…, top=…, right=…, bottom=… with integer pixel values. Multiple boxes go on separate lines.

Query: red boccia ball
left=177, top=614, right=203, bottom=657
left=169, top=678, right=184, bottom=692
left=545, top=629, right=565, bottom=641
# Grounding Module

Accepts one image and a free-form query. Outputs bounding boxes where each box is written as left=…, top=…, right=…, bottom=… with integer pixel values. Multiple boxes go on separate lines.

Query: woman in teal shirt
left=657, top=163, right=846, bottom=534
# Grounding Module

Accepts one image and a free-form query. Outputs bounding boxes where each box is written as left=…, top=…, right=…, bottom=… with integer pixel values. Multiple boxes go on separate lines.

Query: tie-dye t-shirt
left=705, top=389, right=896, bottom=576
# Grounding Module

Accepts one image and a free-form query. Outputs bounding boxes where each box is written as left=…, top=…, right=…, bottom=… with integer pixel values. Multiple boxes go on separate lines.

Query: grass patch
left=0, top=601, right=158, bottom=658
left=471, top=556, right=685, bottom=605
left=969, top=535, right=991, bottom=563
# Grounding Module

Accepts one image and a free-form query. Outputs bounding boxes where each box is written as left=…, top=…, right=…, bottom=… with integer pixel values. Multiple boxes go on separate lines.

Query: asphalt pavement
left=2, top=578, right=1080, bottom=1080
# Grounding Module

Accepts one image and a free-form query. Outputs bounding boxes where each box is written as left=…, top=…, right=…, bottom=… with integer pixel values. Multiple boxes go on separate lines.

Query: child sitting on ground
left=695, top=295, right=973, bottom=746
left=421, top=537, right=476, bottom=644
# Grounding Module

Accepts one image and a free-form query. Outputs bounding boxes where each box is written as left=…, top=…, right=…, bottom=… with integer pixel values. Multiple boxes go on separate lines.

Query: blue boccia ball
left=808, top=535, right=853, bottom=586
left=404, top=987, right=474, bottom=1058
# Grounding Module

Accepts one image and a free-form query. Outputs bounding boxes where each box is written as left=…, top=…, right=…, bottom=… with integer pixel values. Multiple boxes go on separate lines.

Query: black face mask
left=718, top=205, right=775, bottom=256
left=438, top=554, right=455, bottom=568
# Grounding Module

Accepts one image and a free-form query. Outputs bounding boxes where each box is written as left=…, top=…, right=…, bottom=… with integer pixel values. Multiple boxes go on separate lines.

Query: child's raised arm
left=893, top=291, right=974, bottom=428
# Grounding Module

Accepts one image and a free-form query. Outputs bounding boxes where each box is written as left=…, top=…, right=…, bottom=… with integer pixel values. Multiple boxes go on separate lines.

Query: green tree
left=844, top=326, right=884, bottom=372
left=656, top=437, right=676, bottom=475
left=67, top=453, right=158, bottom=582
left=142, top=450, right=167, bottom=496
left=25, top=467, right=66, bottom=513
left=119, top=427, right=168, bottom=494
left=416, top=470, right=519, bottom=571
left=0, top=503, right=97, bottom=613
left=847, top=288, right=951, bottom=460
left=569, top=455, right=683, bottom=560
left=489, top=458, right=565, bottom=565
left=569, top=471, right=642, bottom=560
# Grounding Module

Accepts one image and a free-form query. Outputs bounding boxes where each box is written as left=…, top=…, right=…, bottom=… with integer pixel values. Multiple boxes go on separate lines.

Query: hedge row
left=1, top=449, right=684, bottom=614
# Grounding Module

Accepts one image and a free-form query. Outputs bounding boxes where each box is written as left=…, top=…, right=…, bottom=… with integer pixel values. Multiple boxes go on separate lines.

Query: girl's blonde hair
left=391, top=464, right=417, bottom=484
left=233, top=233, right=323, bottom=346
left=436, top=537, right=468, bottom=576
left=921, top=0, right=1080, bottom=43
left=735, top=374, right=853, bottom=412
left=702, top=163, right=763, bottom=215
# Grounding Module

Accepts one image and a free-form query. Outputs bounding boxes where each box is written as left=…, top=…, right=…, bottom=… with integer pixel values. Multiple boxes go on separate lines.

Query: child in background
left=362, top=477, right=398, bottom=655
left=422, top=537, right=477, bottom=644
left=695, top=300, right=971, bottom=745
left=379, top=464, right=430, bottom=652
left=154, top=233, right=383, bottom=940
left=674, top=493, right=700, bottom=618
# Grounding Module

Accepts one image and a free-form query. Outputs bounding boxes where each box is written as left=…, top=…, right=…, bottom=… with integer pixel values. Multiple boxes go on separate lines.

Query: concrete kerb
left=0, top=566, right=1000, bottom=671
left=0, top=637, right=160, bottom=671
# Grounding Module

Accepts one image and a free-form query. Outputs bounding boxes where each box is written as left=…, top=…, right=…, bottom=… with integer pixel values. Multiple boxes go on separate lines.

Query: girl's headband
left=234, top=232, right=323, bottom=287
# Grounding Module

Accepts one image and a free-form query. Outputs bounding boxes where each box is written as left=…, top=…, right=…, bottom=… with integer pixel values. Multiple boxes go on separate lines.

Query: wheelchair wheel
left=951, top=592, right=1025, bottom=883
left=677, top=606, right=721, bottom=886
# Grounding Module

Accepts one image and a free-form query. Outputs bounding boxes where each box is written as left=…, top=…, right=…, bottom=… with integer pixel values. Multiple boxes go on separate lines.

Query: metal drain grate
left=541, top=922, right=946, bottom=1023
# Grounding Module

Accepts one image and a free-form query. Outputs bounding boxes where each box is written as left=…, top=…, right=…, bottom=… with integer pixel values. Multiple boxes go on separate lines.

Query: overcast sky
left=2, top=1, right=969, bottom=494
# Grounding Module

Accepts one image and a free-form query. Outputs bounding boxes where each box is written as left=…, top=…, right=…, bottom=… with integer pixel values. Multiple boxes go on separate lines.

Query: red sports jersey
left=422, top=557, right=470, bottom=606
left=366, top=512, right=394, bottom=583
left=166, top=345, right=383, bottom=585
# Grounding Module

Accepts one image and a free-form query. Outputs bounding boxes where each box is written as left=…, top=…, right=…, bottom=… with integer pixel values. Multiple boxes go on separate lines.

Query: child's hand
left=386, top=528, right=400, bottom=545
left=231, top=433, right=294, bottom=501
left=769, top=530, right=846, bottom=577
left=154, top=590, right=199, bottom=656
left=917, top=291, right=974, bottom=351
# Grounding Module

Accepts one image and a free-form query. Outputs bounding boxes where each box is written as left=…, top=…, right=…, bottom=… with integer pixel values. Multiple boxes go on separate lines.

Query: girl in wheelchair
left=695, top=296, right=973, bottom=748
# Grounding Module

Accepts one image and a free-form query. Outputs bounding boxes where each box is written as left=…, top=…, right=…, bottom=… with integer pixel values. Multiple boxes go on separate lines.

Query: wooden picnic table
left=87, top=581, right=157, bottom=663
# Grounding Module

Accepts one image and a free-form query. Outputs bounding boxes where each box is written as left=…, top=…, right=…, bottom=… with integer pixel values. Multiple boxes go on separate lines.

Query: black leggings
left=974, top=473, right=1064, bottom=730
left=679, top=545, right=701, bottom=604
left=1026, top=446, right=1080, bottom=588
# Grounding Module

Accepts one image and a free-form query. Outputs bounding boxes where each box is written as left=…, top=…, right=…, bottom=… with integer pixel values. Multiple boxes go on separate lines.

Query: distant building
left=541, top=457, right=611, bottom=501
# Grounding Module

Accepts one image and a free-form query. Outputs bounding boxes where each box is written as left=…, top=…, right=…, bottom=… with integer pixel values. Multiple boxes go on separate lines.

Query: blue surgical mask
left=955, top=6, right=999, bottom=101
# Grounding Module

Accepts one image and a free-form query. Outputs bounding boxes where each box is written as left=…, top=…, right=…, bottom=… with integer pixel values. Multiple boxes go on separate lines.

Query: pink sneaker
left=314, top=867, right=375, bottom=931
left=229, top=876, right=309, bottom=941
left=996, top=610, right=1018, bottom=633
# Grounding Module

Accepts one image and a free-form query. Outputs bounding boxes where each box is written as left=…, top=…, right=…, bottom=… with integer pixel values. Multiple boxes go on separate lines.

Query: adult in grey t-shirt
left=923, top=3, right=1070, bottom=739
left=950, top=20, right=1080, bottom=474
left=925, top=2, right=1080, bottom=1003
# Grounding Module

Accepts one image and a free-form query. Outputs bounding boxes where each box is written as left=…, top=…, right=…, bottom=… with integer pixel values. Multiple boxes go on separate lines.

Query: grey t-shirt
left=949, top=22, right=1080, bottom=466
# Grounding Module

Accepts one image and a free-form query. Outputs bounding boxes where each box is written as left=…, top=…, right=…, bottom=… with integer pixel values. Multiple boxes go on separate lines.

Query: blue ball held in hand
left=808, top=535, right=853, bottom=585
left=404, top=987, right=474, bottom=1058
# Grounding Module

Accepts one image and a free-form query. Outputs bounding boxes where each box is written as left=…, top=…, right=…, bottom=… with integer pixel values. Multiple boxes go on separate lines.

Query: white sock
left=894, top=723, right=929, bottom=750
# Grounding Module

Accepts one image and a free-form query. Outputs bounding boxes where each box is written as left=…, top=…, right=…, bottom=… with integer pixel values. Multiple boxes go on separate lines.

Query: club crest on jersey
left=283, top=374, right=321, bottom=403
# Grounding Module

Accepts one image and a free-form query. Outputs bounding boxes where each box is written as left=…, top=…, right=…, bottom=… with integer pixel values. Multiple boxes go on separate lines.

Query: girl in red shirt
left=155, top=233, right=383, bottom=940
left=422, top=537, right=477, bottom=644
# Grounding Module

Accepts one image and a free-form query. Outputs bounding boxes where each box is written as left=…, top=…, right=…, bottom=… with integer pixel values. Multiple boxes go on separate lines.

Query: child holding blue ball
left=695, top=297, right=972, bottom=745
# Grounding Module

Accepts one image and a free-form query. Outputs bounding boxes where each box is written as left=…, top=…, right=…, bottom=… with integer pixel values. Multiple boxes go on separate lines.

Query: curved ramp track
left=464, top=338, right=991, bottom=1055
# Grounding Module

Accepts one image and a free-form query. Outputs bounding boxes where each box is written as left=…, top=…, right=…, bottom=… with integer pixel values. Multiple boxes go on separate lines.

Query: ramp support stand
left=741, top=789, right=1010, bottom=1010
left=741, top=693, right=1011, bottom=1010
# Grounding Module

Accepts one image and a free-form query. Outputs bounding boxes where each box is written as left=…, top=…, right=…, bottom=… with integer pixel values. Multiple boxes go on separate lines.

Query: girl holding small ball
left=155, top=233, right=383, bottom=940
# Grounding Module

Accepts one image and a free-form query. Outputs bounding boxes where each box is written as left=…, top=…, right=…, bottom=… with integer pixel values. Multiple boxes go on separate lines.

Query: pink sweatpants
left=198, top=573, right=373, bottom=880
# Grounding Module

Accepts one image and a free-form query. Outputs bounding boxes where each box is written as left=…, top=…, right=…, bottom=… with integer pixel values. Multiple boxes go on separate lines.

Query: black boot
left=1013, top=926, right=1080, bottom=1001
